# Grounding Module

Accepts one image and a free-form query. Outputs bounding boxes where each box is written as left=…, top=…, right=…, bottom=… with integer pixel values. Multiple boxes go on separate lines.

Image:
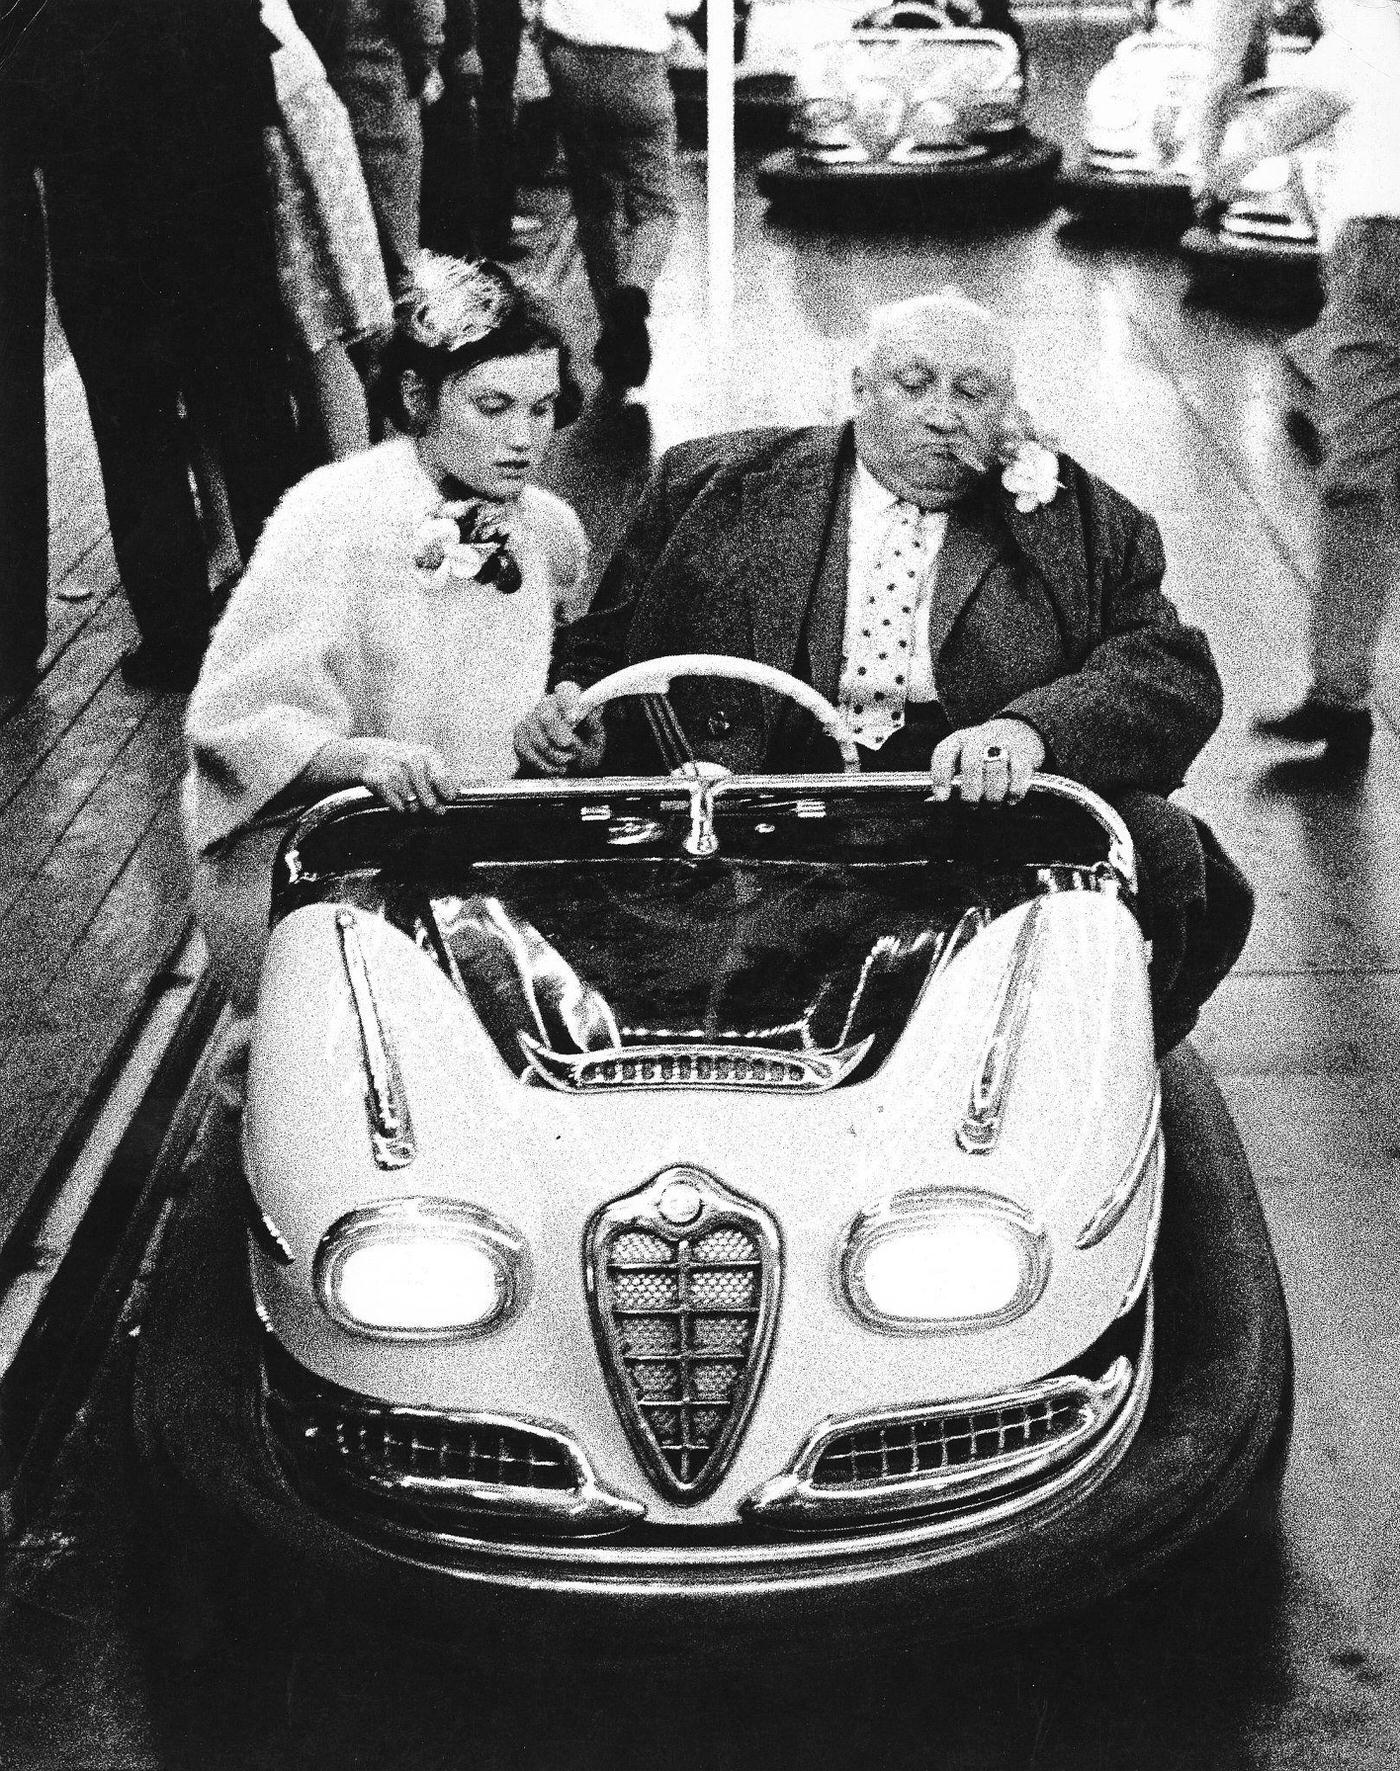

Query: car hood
left=245, top=888, right=1158, bottom=1527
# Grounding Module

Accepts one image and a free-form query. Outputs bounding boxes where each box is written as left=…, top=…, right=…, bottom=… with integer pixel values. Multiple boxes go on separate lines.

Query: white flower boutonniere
left=1000, top=440, right=1062, bottom=514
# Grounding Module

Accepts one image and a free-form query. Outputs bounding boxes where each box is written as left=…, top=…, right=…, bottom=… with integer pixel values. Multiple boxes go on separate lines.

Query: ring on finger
left=983, top=744, right=1008, bottom=764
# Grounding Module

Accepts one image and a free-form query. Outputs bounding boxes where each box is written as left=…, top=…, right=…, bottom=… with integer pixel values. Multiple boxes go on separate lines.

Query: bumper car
left=1059, top=0, right=1317, bottom=227
left=755, top=3, right=1060, bottom=220
left=135, top=659, right=1291, bottom=1658
left=1178, top=70, right=1328, bottom=299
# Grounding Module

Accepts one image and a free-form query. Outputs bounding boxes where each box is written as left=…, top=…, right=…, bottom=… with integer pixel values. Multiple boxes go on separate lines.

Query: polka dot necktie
left=839, top=499, right=932, bottom=750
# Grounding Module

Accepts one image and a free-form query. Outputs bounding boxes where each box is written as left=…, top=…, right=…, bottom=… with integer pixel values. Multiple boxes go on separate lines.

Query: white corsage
left=412, top=499, right=522, bottom=593
left=1000, top=440, right=1062, bottom=514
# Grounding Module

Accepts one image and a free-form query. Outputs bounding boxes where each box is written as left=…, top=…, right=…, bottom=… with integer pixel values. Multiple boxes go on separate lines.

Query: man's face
left=851, top=305, right=1016, bottom=508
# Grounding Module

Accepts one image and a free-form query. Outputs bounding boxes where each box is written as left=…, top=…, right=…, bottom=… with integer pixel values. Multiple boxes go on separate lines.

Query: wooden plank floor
left=2, top=14, right=1399, bottom=1763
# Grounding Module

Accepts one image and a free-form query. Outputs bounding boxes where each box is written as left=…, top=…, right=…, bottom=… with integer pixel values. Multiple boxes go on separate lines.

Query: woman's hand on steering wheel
left=514, top=681, right=607, bottom=775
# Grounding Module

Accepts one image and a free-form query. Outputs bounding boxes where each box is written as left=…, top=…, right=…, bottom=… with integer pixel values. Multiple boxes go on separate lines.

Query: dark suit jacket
left=551, top=423, right=1223, bottom=796
left=551, top=425, right=1252, bottom=1046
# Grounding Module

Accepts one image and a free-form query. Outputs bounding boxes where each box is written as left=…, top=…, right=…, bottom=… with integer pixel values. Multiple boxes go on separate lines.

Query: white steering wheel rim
left=572, top=654, right=861, bottom=773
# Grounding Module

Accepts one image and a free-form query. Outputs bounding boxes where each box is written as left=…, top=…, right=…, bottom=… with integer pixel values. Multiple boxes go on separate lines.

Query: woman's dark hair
left=373, top=259, right=582, bottom=434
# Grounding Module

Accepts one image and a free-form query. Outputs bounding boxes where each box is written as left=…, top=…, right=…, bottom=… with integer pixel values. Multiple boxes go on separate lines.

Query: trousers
left=541, top=37, right=679, bottom=311
left=1310, top=216, right=1400, bottom=708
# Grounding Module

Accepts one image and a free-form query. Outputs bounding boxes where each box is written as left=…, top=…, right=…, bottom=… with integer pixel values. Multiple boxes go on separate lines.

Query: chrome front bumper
left=261, top=1291, right=1153, bottom=1594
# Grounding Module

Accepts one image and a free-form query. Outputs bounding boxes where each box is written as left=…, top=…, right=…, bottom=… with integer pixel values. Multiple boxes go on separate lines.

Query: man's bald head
left=857, top=291, right=1018, bottom=390
left=852, top=289, right=1019, bottom=509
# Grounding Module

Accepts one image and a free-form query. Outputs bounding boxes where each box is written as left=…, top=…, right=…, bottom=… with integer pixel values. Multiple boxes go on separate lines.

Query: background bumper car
left=134, top=661, right=1291, bottom=1659
left=1059, top=0, right=1316, bottom=228
left=755, top=3, right=1059, bottom=220
left=1179, top=88, right=1327, bottom=304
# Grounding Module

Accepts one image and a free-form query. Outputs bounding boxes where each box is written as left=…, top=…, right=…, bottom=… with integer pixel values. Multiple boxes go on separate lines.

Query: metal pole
left=705, top=0, right=736, bottom=344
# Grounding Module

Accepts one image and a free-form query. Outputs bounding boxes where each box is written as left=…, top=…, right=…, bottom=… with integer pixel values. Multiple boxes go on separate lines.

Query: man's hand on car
left=929, top=717, right=1046, bottom=804
left=514, top=682, right=607, bottom=775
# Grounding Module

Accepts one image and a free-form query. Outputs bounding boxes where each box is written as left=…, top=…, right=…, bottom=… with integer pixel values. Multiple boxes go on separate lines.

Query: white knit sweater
left=185, top=439, right=589, bottom=852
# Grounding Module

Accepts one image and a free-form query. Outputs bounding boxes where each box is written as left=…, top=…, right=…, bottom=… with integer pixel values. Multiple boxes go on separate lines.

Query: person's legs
left=547, top=44, right=677, bottom=389
left=1255, top=219, right=1400, bottom=761
left=335, top=49, right=425, bottom=294
left=421, top=49, right=483, bottom=258
left=1308, top=221, right=1400, bottom=711
left=605, top=52, right=678, bottom=298
left=44, top=177, right=213, bottom=679
left=0, top=159, right=50, bottom=688
left=543, top=38, right=623, bottom=312
left=474, top=0, right=524, bottom=261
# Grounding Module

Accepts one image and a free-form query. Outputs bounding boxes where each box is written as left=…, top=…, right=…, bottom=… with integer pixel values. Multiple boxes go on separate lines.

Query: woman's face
left=416, top=349, right=560, bottom=501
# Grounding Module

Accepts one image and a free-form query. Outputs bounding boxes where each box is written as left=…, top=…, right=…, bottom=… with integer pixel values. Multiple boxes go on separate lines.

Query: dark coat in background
left=550, top=423, right=1253, bottom=1050
left=0, top=0, right=299, bottom=677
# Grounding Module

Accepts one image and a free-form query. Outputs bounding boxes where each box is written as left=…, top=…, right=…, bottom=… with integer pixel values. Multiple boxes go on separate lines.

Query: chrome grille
left=587, top=1170, right=781, bottom=1502
left=813, top=1393, right=1083, bottom=1489
left=266, top=1362, right=577, bottom=1493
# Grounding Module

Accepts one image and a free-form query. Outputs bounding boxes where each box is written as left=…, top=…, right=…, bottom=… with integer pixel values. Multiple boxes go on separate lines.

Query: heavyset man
left=517, top=291, right=1253, bottom=1052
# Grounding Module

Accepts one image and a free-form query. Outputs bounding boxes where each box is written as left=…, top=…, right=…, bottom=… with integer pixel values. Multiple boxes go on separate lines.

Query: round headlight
left=1085, top=91, right=1139, bottom=136
left=315, top=1200, right=529, bottom=1340
left=842, top=1190, right=1048, bottom=1333
left=1240, top=155, right=1292, bottom=195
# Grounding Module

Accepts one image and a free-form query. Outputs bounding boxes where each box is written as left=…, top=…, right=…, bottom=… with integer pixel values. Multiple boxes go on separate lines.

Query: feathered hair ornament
left=395, top=253, right=515, bottom=352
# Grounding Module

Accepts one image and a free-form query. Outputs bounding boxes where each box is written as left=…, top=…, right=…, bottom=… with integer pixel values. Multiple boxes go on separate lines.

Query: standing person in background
left=474, top=0, right=527, bottom=260
left=421, top=0, right=486, bottom=258
left=1197, top=0, right=1400, bottom=773
left=300, top=0, right=447, bottom=294
left=538, top=0, right=686, bottom=392
left=0, top=0, right=300, bottom=695
left=262, top=0, right=396, bottom=461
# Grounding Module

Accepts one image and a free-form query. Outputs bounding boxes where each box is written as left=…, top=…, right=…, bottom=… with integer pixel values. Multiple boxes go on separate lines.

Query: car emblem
left=585, top=1168, right=781, bottom=1504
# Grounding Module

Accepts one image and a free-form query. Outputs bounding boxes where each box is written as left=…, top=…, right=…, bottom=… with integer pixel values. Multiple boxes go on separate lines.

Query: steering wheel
left=858, top=1, right=985, bottom=31
left=571, top=654, right=861, bottom=775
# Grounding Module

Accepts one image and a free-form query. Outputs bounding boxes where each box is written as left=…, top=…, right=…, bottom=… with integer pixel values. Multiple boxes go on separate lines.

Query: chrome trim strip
left=839, top=1185, right=1050, bottom=1335
left=314, top=1198, right=530, bottom=1342
left=1076, top=1081, right=1163, bottom=1249
left=335, top=909, right=415, bottom=1170
left=281, top=773, right=1138, bottom=899
left=742, top=1357, right=1134, bottom=1529
left=956, top=900, right=1045, bottom=1155
left=1117, top=1131, right=1164, bottom=1319
left=518, top=1034, right=875, bottom=1094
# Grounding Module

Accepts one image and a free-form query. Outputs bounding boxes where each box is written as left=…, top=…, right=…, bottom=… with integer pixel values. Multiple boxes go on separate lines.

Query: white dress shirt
left=845, top=460, right=948, bottom=704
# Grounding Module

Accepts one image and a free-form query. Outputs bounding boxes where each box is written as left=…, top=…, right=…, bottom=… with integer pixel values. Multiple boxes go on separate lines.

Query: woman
left=183, top=255, right=588, bottom=1012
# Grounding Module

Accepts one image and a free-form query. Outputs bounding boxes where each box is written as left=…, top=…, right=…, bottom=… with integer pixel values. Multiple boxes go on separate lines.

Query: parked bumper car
left=135, top=659, right=1291, bottom=1657
left=756, top=3, right=1059, bottom=218
left=1059, top=0, right=1317, bottom=227
left=1178, top=74, right=1327, bottom=296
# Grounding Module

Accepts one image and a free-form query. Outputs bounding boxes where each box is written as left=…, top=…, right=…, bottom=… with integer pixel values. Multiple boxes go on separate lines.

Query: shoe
left=0, top=659, right=39, bottom=698
left=1282, top=406, right=1322, bottom=466
left=1256, top=751, right=1370, bottom=795
left=1252, top=698, right=1373, bottom=762
left=119, top=643, right=203, bottom=693
left=592, top=286, right=652, bottom=390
